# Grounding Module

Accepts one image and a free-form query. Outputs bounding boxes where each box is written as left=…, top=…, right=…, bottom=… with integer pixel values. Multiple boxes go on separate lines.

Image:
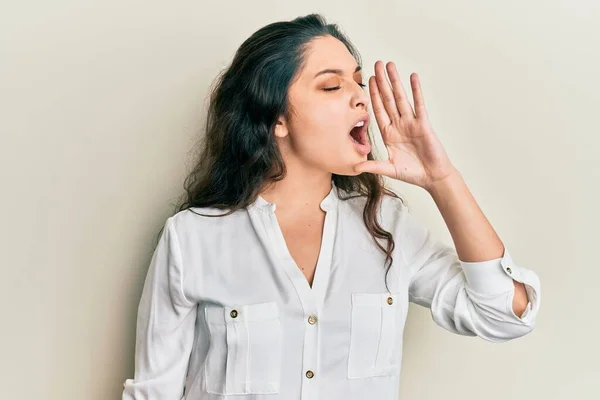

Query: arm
left=122, top=217, right=198, bottom=399
left=355, top=62, right=540, bottom=341
left=426, top=169, right=529, bottom=317
left=402, top=172, right=541, bottom=342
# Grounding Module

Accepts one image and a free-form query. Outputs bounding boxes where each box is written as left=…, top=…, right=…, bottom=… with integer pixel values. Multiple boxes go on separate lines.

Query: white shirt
left=122, top=181, right=541, bottom=400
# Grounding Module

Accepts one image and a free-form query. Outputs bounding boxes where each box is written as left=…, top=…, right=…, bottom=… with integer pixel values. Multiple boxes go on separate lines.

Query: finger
left=354, top=160, right=398, bottom=178
left=410, top=73, right=429, bottom=120
left=368, top=75, right=391, bottom=129
left=374, top=60, right=401, bottom=121
left=386, top=62, right=415, bottom=118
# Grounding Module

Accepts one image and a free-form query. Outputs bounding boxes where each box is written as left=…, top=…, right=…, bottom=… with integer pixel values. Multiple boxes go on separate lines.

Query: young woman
left=122, top=13, right=540, bottom=400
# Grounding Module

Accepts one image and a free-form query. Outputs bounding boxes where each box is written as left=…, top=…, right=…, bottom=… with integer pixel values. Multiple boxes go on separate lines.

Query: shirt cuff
left=460, top=247, right=541, bottom=324
left=459, top=247, right=516, bottom=295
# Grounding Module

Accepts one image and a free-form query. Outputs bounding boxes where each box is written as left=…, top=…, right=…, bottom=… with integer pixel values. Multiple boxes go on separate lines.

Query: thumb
left=353, top=160, right=397, bottom=177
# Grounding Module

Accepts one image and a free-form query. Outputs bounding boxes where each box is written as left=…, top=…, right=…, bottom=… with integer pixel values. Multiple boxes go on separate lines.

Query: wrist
left=425, top=168, right=463, bottom=196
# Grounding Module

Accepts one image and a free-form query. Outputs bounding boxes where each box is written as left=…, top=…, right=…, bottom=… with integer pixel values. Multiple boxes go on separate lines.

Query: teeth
left=354, top=121, right=365, bottom=127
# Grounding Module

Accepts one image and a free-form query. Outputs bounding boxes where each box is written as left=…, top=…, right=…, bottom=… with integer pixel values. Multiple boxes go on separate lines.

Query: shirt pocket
left=203, top=301, right=282, bottom=395
left=347, top=292, right=401, bottom=379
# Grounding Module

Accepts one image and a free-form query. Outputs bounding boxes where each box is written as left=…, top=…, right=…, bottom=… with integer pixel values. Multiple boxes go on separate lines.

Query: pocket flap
left=205, top=301, right=279, bottom=325
left=352, top=292, right=398, bottom=307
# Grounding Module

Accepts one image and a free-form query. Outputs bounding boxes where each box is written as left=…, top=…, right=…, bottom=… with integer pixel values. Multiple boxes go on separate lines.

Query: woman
left=122, top=13, right=540, bottom=400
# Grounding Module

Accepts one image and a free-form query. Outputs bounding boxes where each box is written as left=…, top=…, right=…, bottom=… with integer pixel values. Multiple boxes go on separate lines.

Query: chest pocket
left=347, top=292, right=401, bottom=379
left=204, top=301, right=282, bottom=395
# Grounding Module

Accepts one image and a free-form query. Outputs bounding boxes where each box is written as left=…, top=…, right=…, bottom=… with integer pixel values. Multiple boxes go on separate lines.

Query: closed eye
left=324, top=83, right=366, bottom=92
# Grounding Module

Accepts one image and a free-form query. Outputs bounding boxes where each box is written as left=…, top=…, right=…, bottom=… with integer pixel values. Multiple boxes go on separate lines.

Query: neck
left=258, top=161, right=333, bottom=213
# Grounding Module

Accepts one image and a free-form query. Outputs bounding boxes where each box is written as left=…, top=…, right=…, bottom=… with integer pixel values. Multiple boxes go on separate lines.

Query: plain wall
left=1, top=1, right=598, bottom=399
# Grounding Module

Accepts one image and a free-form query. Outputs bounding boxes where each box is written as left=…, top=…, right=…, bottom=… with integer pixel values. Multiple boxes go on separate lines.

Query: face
left=274, top=35, right=372, bottom=176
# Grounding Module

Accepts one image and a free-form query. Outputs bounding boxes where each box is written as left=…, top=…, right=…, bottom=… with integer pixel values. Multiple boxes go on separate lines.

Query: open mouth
left=349, top=121, right=367, bottom=145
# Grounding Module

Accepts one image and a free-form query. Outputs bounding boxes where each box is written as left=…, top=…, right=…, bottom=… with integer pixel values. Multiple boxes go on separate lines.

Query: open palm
left=354, top=61, right=457, bottom=190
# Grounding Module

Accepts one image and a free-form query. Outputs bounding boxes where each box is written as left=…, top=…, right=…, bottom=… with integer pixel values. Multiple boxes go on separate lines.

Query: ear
left=273, top=116, right=289, bottom=138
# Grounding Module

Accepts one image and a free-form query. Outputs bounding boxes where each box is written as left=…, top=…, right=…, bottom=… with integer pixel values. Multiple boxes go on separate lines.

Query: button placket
left=248, top=181, right=339, bottom=399
left=378, top=294, right=397, bottom=369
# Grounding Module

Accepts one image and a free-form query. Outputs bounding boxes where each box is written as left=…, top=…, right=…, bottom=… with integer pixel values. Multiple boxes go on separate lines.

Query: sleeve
left=401, top=205, right=541, bottom=343
left=122, top=217, right=198, bottom=399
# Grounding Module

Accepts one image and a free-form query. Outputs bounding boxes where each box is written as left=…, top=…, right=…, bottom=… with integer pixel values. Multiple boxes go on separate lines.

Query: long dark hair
left=168, top=13, right=406, bottom=292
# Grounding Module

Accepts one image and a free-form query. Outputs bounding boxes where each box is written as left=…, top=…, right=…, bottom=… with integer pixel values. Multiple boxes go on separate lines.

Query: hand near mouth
left=354, top=61, right=458, bottom=191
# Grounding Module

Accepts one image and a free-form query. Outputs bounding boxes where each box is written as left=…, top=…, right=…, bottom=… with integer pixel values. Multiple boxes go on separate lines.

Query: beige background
left=1, top=1, right=597, bottom=399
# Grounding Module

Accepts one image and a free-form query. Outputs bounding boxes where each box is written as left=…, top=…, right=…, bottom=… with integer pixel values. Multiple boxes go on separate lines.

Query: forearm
left=425, top=169, right=529, bottom=317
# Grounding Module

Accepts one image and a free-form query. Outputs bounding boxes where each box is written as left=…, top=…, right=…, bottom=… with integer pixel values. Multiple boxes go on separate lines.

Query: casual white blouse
left=122, top=181, right=541, bottom=400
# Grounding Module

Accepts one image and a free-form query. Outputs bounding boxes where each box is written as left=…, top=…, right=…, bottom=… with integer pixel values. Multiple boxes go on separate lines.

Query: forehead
left=296, top=35, right=360, bottom=83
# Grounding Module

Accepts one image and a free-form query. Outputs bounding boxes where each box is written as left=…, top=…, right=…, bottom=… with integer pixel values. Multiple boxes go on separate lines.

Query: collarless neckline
left=250, top=180, right=339, bottom=213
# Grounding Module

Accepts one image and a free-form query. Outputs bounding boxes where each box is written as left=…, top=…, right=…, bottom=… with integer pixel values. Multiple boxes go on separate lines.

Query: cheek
left=302, top=104, right=347, bottom=142
left=287, top=109, right=363, bottom=174
left=287, top=97, right=351, bottom=159
left=299, top=118, right=346, bottom=154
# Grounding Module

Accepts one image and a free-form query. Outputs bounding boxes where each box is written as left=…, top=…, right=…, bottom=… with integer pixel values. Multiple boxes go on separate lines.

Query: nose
left=352, top=82, right=370, bottom=110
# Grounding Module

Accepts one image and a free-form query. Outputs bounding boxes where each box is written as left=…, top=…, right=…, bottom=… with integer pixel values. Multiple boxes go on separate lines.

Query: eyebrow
left=314, top=65, right=362, bottom=78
